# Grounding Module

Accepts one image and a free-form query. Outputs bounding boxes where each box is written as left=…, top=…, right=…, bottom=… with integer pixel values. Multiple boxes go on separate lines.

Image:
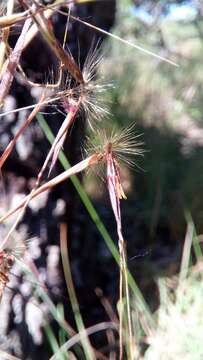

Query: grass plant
left=0, top=1, right=180, bottom=359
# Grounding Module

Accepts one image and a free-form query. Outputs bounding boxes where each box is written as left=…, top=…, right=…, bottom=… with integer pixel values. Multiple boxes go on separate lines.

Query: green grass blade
left=179, top=219, right=193, bottom=285
left=44, top=323, right=62, bottom=360
left=60, top=223, right=95, bottom=359
left=57, top=304, right=68, bottom=349
left=185, top=210, right=203, bottom=262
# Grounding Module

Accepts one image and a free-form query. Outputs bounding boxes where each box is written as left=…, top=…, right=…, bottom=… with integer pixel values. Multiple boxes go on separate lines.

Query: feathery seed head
left=0, top=227, right=31, bottom=259
left=80, top=45, right=112, bottom=124
left=86, top=122, right=145, bottom=169
left=58, top=45, right=112, bottom=127
left=0, top=250, right=14, bottom=294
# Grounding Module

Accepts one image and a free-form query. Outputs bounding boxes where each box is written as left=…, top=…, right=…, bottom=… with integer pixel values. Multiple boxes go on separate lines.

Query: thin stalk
left=179, top=221, right=194, bottom=286
left=0, top=94, right=45, bottom=168
left=0, top=10, right=29, bottom=28
left=106, top=153, right=134, bottom=359
left=67, top=14, right=178, bottom=67
left=39, top=99, right=81, bottom=181
left=0, top=92, right=76, bottom=119
left=122, top=247, right=135, bottom=359
left=0, top=0, right=15, bottom=74
left=24, top=1, right=84, bottom=84
left=22, top=0, right=78, bottom=49
left=60, top=223, right=95, bottom=360
left=0, top=16, right=32, bottom=106
left=185, top=210, right=203, bottom=262
left=119, top=253, right=123, bottom=359
left=0, top=154, right=100, bottom=224
left=44, top=323, right=62, bottom=360
left=50, top=322, right=117, bottom=360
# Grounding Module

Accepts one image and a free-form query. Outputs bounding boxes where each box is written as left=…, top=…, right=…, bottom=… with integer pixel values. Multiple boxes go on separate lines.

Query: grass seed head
left=0, top=250, right=14, bottom=301
left=80, top=45, right=112, bottom=125
left=58, top=45, right=112, bottom=127
left=0, top=227, right=31, bottom=259
left=86, top=122, right=145, bottom=169
left=29, top=44, right=111, bottom=128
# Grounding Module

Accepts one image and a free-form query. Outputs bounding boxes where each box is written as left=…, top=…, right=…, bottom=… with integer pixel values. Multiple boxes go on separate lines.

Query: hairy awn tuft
left=86, top=122, right=145, bottom=169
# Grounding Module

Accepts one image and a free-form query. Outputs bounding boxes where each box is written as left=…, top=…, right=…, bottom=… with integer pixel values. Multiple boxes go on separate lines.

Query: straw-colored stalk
left=0, top=153, right=103, bottom=225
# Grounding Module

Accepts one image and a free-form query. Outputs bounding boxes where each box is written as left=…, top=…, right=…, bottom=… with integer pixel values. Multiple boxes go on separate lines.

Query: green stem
left=60, top=223, right=95, bottom=360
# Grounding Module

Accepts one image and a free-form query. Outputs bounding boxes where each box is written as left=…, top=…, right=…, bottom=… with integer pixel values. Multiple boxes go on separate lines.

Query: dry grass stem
left=0, top=10, right=29, bottom=29
left=0, top=0, right=15, bottom=73
left=0, top=94, right=45, bottom=168
left=0, top=154, right=102, bottom=224
left=50, top=322, right=117, bottom=360
left=0, top=16, right=32, bottom=106
left=66, top=13, right=179, bottom=67
left=45, top=99, right=81, bottom=178
left=60, top=223, right=96, bottom=360
left=26, top=2, right=84, bottom=84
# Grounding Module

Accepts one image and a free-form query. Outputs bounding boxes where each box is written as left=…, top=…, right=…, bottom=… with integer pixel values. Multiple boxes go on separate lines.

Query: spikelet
left=0, top=250, right=14, bottom=301
left=0, top=226, right=30, bottom=259
left=0, top=227, right=32, bottom=300
left=0, top=228, right=30, bottom=301
left=85, top=122, right=144, bottom=169
left=0, top=45, right=112, bottom=126
left=80, top=45, right=112, bottom=125
left=58, top=44, right=112, bottom=127
left=41, top=46, right=112, bottom=175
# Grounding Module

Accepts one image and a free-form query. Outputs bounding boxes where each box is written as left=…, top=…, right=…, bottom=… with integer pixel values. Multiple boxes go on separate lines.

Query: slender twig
left=63, top=13, right=179, bottom=67
left=0, top=154, right=102, bottom=224
left=21, top=0, right=84, bottom=84
left=0, top=0, right=15, bottom=75
left=60, top=223, right=95, bottom=360
left=0, top=16, right=32, bottom=106
left=50, top=322, right=117, bottom=360
left=0, top=94, right=45, bottom=168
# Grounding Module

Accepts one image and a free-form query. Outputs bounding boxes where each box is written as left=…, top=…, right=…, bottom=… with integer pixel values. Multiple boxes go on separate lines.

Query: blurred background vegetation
left=91, top=0, right=203, bottom=267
